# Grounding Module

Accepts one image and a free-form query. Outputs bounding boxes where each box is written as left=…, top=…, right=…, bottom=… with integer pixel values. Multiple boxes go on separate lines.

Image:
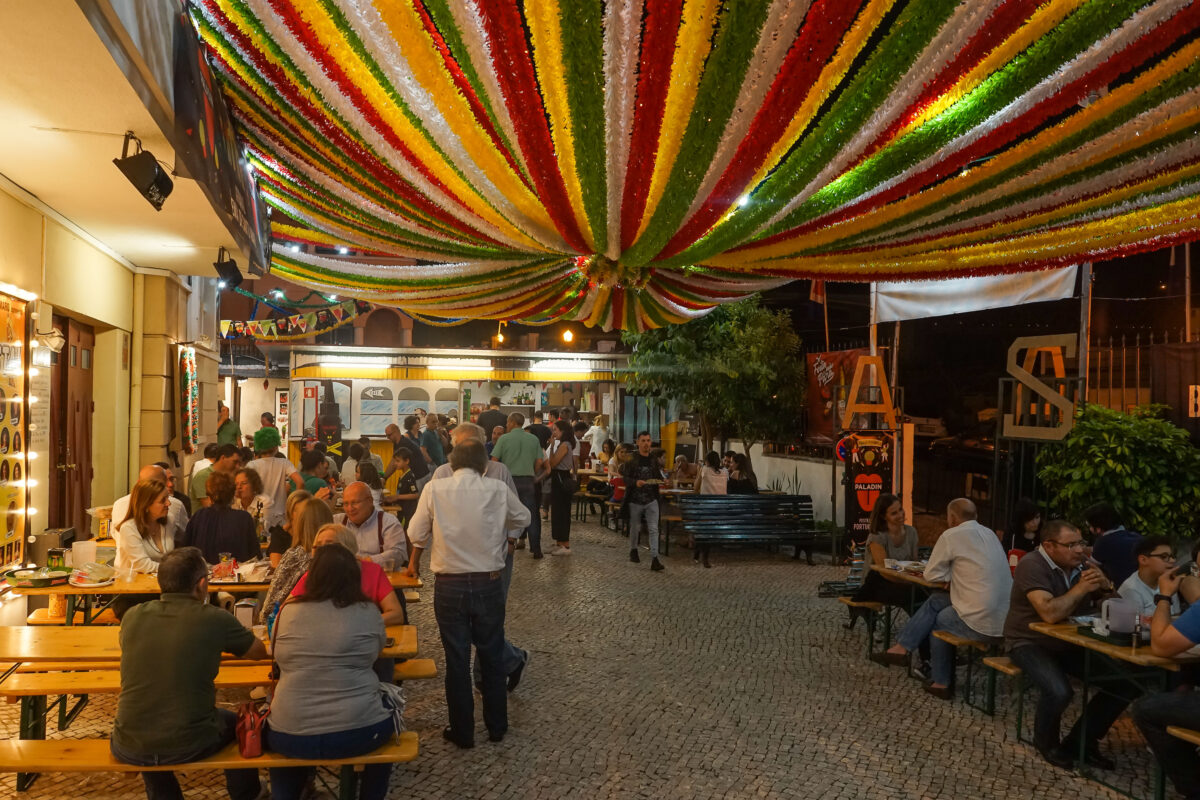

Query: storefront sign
left=805, top=348, right=867, bottom=443
left=842, top=432, right=895, bottom=546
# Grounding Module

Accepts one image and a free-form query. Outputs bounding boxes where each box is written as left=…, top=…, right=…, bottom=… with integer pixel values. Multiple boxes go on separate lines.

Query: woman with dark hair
left=692, top=451, right=728, bottom=567
left=727, top=453, right=758, bottom=494
left=864, top=493, right=919, bottom=569
left=357, top=461, right=385, bottom=507
left=538, top=420, right=576, bottom=555
left=266, top=545, right=394, bottom=800
left=1002, top=497, right=1042, bottom=552
left=182, top=471, right=259, bottom=565
left=115, top=478, right=175, bottom=574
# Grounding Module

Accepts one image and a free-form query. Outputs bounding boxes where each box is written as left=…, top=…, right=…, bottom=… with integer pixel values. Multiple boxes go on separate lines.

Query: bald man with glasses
left=1003, top=519, right=1139, bottom=771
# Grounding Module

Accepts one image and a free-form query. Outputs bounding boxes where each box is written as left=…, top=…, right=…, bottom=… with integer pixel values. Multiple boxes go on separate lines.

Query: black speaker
left=214, top=256, right=243, bottom=289
left=113, top=150, right=174, bottom=211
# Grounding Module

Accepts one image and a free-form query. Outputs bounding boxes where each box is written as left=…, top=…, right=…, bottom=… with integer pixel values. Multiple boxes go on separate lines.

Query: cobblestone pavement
left=0, top=518, right=1147, bottom=799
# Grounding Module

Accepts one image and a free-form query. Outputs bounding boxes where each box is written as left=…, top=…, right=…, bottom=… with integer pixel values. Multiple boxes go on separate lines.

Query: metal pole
left=1078, top=262, right=1093, bottom=400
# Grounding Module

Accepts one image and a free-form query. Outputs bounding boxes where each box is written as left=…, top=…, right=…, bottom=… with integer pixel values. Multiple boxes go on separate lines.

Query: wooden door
left=48, top=317, right=94, bottom=537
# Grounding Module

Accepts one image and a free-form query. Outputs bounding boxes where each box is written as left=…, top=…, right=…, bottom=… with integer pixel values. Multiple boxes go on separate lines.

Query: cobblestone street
left=0, top=519, right=1136, bottom=799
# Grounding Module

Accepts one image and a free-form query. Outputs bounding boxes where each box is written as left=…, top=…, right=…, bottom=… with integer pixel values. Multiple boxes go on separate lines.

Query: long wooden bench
left=983, top=656, right=1027, bottom=728
left=394, top=658, right=437, bottom=682
left=28, top=608, right=118, bottom=626
left=1168, top=726, right=1200, bottom=746
left=837, top=597, right=885, bottom=656
left=931, top=631, right=1000, bottom=710
left=0, top=733, right=418, bottom=799
left=680, top=494, right=822, bottom=564
left=0, top=665, right=273, bottom=697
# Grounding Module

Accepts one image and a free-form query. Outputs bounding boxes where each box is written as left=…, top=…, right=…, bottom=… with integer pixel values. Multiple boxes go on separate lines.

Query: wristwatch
left=1154, top=593, right=1174, bottom=605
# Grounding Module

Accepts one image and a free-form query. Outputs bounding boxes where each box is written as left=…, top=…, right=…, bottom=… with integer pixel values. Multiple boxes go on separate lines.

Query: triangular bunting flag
left=220, top=320, right=232, bottom=337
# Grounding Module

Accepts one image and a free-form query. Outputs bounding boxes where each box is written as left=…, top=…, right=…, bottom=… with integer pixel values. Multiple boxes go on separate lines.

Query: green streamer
left=557, top=0, right=609, bottom=252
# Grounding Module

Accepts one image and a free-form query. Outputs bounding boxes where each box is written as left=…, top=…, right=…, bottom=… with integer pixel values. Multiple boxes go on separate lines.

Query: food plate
left=4, top=567, right=72, bottom=588
left=69, top=576, right=115, bottom=588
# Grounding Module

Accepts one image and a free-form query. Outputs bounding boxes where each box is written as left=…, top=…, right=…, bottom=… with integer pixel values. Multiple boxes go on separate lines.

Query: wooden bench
left=680, top=494, right=822, bottom=565
left=28, top=608, right=118, bottom=626
left=931, top=630, right=989, bottom=651
left=983, top=656, right=1027, bottom=727
left=394, top=658, right=437, bottom=682
left=931, top=631, right=999, bottom=710
left=0, top=732, right=418, bottom=798
left=838, top=597, right=886, bottom=656
left=403, top=589, right=419, bottom=604
left=573, top=491, right=608, bottom=522
left=1168, top=726, right=1200, bottom=747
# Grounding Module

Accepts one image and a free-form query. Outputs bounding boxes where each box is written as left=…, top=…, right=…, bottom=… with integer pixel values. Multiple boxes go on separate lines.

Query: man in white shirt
left=431, top=422, right=528, bottom=693
left=112, top=464, right=188, bottom=541
left=874, top=498, right=1012, bottom=699
left=245, top=427, right=303, bottom=528
left=334, top=482, right=407, bottom=570
left=1118, top=536, right=1181, bottom=617
left=406, top=441, right=529, bottom=749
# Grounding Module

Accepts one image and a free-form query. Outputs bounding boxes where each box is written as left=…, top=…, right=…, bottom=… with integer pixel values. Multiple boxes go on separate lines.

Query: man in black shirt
left=476, top=397, right=508, bottom=442
left=621, top=431, right=665, bottom=572
left=526, top=410, right=553, bottom=450
left=385, top=421, right=428, bottom=485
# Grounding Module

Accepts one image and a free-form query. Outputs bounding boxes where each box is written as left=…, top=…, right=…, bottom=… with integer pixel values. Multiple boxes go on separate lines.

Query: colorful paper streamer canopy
left=192, top=0, right=1200, bottom=330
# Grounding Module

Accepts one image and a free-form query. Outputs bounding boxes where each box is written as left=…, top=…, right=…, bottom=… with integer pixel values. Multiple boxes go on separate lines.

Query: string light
left=562, top=329, right=574, bottom=343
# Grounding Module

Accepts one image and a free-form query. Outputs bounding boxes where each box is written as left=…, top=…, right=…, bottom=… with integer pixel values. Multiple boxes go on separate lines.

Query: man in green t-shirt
left=288, top=449, right=331, bottom=495
left=110, top=546, right=266, bottom=798
left=189, top=444, right=241, bottom=510
left=216, top=400, right=241, bottom=447
left=491, top=413, right=545, bottom=557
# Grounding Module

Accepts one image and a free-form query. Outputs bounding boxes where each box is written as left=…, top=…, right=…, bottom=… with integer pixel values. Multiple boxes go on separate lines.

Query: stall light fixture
left=214, top=247, right=243, bottom=290
left=318, top=356, right=392, bottom=369
left=562, top=329, right=574, bottom=343
left=337, top=246, right=349, bottom=255
left=427, top=358, right=491, bottom=372
left=0, top=282, right=37, bottom=302
left=113, top=131, right=173, bottom=211
left=531, top=359, right=591, bottom=374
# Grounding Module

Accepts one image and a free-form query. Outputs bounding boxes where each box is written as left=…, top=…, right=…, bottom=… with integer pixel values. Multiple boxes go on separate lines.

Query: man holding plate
left=621, top=431, right=665, bottom=572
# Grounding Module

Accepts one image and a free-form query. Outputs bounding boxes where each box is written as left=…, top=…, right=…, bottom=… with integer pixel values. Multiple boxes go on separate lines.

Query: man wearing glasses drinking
left=1118, top=537, right=1182, bottom=617
left=1002, top=519, right=1139, bottom=770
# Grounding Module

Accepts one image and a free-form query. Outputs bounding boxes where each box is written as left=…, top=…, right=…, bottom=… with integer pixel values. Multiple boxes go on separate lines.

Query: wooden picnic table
left=0, top=622, right=418, bottom=676
left=14, top=571, right=423, bottom=625
left=1029, top=621, right=1199, bottom=800
left=869, top=563, right=947, bottom=590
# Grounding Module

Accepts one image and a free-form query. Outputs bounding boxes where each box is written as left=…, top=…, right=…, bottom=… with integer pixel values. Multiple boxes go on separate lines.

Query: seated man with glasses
left=1118, top=536, right=1182, bottom=618
left=1003, top=519, right=1140, bottom=770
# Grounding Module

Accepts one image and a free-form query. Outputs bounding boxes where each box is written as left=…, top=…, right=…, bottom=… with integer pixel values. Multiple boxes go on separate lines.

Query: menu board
left=0, top=295, right=26, bottom=567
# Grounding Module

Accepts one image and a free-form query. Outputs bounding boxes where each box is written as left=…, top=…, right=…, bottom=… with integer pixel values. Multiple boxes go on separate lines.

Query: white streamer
left=603, top=0, right=644, bottom=259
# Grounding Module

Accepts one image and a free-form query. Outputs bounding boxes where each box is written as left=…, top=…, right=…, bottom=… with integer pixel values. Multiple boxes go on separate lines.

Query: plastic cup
left=72, top=540, right=96, bottom=568
left=120, top=566, right=136, bottom=583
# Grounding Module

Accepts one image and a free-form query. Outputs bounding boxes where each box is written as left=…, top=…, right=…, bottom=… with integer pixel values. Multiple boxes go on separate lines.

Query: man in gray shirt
left=1003, top=519, right=1139, bottom=770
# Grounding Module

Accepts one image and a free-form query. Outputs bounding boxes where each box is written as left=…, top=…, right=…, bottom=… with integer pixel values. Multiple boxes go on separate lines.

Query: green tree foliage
left=1037, top=404, right=1200, bottom=540
left=620, top=297, right=805, bottom=458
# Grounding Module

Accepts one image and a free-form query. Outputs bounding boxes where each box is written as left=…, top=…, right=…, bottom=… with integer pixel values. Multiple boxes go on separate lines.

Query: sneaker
left=629, top=548, right=640, bottom=563
left=551, top=546, right=571, bottom=556
left=508, top=649, right=529, bottom=692
left=651, top=557, right=664, bottom=572
left=514, top=539, right=526, bottom=550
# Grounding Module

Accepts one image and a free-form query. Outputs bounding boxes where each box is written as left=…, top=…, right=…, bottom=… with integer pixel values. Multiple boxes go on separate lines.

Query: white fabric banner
left=874, top=266, right=1078, bottom=323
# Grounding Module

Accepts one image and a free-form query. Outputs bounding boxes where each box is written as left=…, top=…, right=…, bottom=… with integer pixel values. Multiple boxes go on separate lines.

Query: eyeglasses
left=1147, top=552, right=1176, bottom=561
left=1049, top=539, right=1086, bottom=550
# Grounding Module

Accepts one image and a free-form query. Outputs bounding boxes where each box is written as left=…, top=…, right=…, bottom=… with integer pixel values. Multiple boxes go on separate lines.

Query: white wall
left=726, top=441, right=845, bottom=525
left=239, top=378, right=289, bottom=441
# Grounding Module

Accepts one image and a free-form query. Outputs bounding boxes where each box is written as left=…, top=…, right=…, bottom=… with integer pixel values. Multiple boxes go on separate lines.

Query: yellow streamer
left=526, top=2, right=596, bottom=251
left=635, top=0, right=722, bottom=241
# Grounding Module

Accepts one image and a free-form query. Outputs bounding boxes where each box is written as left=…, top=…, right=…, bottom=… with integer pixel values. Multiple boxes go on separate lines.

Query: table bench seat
left=394, top=658, right=437, bottom=682
left=982, top=656, right=1022, bottom=677
left=837, top=597, right=883, bottom=612
left=0, top=731, right=418, bottom=773
left=1168, top=726, right=1200, bottom=747
left=28, top=608, right=119, bottom=626
left=402, top=589, right=419, bottom=603
left=680, top=495, right=824, bottom=563
left=0, top=665, right=274, bottom=697
left=932, top=630, right=990, bottom=652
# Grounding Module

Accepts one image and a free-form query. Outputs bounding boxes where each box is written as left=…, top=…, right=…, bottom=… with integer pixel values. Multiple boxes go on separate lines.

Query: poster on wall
left=806, top=348, right=868, bottom=443
left=275, top=389, right=289, bottom=440
left=291, top=380, right=352, bottom=438
left=840, top=431, right=894, bottom=547
left=0, top=296, right=27, bottom=567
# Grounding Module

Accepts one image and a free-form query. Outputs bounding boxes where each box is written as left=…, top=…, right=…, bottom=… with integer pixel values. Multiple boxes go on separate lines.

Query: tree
left=1037, top=403, right=1200, bottom=541
left=620, top=297, right=805, bottom=462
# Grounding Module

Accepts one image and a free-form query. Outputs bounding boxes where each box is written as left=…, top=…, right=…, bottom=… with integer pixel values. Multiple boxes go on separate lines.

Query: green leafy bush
left=1037, top=404, right=1200, bottom=541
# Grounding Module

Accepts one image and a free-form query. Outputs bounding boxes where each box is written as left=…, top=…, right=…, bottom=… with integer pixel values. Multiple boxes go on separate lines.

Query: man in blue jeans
left=1133, top=563, right=1200, bottom=799
left=1002, top=519, right=1139, bottom=770
left=491, top=412, right=544, bottom=559
left=872, top=499, right=1011, bottom=699
left=407, top=440, right=530, bottom=748
left=621, top=431, right=665, bottom=571
left=110, top=547, right=267, bottom=800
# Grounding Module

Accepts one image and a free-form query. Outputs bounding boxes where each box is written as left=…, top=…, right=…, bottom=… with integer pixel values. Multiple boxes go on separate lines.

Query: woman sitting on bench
left=267, top=544, right=397, bottom=800
left=692, top=451, right=728, bottom=568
